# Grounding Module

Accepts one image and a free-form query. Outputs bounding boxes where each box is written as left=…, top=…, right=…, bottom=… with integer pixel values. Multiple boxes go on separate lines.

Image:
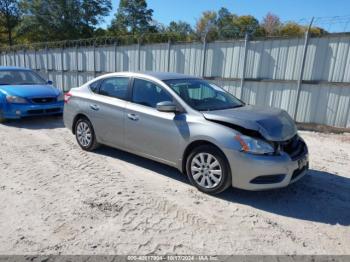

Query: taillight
left=64, top=92, right=72, bottom=103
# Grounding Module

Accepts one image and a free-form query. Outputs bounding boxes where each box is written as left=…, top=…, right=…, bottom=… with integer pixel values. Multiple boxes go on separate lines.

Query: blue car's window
left=0, top=70, right=46, bottom=85
left=164, top=78, right=244, bottom=111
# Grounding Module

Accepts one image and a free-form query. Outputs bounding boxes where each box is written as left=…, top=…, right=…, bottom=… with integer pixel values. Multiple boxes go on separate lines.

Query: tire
left=74, top=117, right=99, bottom=151
left=186, top=145, right=232, bottom=194
left=0, top=110, right=6, bottom=123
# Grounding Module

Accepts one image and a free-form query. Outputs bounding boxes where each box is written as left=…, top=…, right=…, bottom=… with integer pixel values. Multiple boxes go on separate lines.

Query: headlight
left=235, top=134, right=274, bottom=155
left=6, top=95, right=28, bottom=104
left=57, top=92, right=64, bottom=101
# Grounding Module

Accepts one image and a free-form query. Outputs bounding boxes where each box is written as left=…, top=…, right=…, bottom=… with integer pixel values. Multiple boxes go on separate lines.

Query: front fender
left=0, top=92, right=7, bottom=110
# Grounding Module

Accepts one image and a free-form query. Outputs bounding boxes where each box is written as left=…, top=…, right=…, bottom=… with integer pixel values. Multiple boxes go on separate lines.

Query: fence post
left=34, top=48, right=37, bottom=70
left=13, top=50, right=16, bottom=66
left=61, top=46, right=65, bottom=91
left=45, top=44, right=49, bottom=75
left=23, top=48, right=26, bottom=67
left=240, top=33, right=249, bottom=100
left=201, top=37, right=207, bottom=77
left=76, top=44, right=79, bottom=87
left=93, top=41, right=96, bottom=77
left=137, top=39, right=141, bottom=71
left=114, top=41, right=117, bottom=72
left=167, top=39, right=171, bottom=72
left=293, top=18, right=314, bottom=120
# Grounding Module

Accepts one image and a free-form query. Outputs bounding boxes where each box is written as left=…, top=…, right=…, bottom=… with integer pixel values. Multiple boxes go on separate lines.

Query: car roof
left=131, top=71, right=200, bottom=81
left=0, top=66, right=32, bottom=71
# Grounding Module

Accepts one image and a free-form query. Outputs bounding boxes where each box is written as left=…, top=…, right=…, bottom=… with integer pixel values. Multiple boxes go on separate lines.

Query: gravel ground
left=0, top=117, right=349, bottom=255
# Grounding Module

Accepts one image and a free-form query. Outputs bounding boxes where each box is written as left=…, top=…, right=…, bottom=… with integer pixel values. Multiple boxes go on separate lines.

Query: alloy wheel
left=76, top=121, right=92, bottom=147
left=190, top=152, right=223, bottom=189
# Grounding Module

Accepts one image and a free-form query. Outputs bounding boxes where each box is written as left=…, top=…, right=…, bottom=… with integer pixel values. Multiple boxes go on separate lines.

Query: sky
left=101, top=0, right=350, bottom=32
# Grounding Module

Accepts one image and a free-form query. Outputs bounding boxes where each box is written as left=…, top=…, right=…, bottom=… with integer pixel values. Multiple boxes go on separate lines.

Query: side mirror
left=47, top=80, right=53, bottom=85
left=156, top=101, right=177, bottom=112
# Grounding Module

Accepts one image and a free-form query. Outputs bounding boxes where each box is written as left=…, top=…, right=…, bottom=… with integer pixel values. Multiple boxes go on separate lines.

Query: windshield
left=164, top=78, right=244, bottom=111
left=0, top=70, right=47, bottom=85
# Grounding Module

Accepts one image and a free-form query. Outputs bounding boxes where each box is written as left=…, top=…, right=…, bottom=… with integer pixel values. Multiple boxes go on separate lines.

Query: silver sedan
left=63, top=72, right=309, bottom=194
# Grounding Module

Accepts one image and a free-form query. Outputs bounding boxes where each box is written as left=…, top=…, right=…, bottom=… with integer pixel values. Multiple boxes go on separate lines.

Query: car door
left=88, top=76, right=130, bottom=148
left=124, top=78, right=183, bottom=166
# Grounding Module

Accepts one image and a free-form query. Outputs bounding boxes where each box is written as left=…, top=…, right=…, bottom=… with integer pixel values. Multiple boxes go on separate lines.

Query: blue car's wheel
left=0, top=110, right=6, bottom=123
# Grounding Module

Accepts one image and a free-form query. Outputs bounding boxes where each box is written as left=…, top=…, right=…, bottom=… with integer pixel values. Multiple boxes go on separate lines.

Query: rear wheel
left=186, top=145, right=232, bottom=194
left=75, top=117, right=99, bottom=151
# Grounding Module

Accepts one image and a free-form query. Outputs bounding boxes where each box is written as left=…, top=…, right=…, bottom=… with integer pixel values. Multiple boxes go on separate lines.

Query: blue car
left=0, top=66, right=64, bottom=122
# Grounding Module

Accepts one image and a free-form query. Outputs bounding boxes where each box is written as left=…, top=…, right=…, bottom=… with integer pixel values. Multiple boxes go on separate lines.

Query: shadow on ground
left=96, top=145, right=350, bottom=226
left=2, top=116, right=64, bottom=129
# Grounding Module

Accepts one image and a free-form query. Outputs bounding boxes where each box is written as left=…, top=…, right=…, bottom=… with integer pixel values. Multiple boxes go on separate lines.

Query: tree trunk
left=8, top=29, right=13, bottom=46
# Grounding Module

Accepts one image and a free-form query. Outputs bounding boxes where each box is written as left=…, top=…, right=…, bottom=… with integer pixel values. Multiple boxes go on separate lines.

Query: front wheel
left=0, top=110, right=6, bottom=123
left=75, top=118, right=99, bottom=151
left=186, top=145, right=232, bottom=194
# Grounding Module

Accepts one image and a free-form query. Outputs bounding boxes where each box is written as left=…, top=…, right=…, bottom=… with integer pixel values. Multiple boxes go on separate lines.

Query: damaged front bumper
left=223, top=138, right=309, bottom=191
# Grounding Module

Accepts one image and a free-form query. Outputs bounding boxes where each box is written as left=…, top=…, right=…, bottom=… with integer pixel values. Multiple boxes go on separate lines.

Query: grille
left=27, top=108, right=60, bottom=115
left=31, top=97, right=56, bottom=104
left=278, top=135, right=307, bottom=160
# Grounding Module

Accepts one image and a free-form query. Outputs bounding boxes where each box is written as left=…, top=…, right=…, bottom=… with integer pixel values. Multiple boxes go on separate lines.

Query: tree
left=261, top=12, right=281, bottom=36
left=167, top=21, right=193, bottom=35
left=109, top=0, right=155, bottom=36
left=216, top=7, right=238, bottom=39
left=0, top=0, right=21, bottom=46
left=80, top=0, right=112, bottom=36
left=18, top=0, right=111, bottom=42
left=196, top=11, right=218, bottom=41
left=279, top=22, right=305, bottom=37
left=232, top=15, right=260, bottom=37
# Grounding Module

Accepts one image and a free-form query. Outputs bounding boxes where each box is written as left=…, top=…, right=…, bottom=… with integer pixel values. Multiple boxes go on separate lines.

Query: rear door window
left=99, top=77, right=130, bottom=100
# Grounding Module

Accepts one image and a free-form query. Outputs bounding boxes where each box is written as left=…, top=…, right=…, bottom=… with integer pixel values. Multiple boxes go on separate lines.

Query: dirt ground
left=0, top=117, right=349, bottom=255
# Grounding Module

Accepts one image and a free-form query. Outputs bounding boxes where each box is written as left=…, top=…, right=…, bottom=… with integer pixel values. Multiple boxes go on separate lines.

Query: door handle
left=127, top=113, right=139, bottom=121
left=90, top=104, right=99, bottom=111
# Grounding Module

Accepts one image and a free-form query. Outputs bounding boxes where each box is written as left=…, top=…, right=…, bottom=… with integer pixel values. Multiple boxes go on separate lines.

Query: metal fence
left=1, top=33, right=350, bottom=128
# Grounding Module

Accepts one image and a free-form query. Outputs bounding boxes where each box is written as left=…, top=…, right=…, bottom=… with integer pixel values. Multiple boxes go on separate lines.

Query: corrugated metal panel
left=205, top=41, right=245, bottom=78
left=240, top=81, right=298, bottom=117
left=25, top=50, right=36, bottom=69
left=115, top=44, right=139, bottom=72
left=169, top=42, right=203, bottom=76
left=140, top=43, right=168, bottom=72
left=245, top=38, right=304, bottom=81
left=35, top=49, right=47, bottom=70
left=47, top=48, right=62, bottom=70
left=95, top=45, right=115, bottom=72
left=63, top=48, right=77, bottom=71
left=78, top=47, right=94, bottom=72
left=296, top=84, right=350, bottom=127
left=1, top=37, right=350, bottom=127
left=304, top=36, right=350, bottom=82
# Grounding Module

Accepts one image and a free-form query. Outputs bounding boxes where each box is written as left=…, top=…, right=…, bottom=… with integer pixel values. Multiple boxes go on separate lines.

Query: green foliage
left=195, top=11, right=218, bottom=41
left=109, top=0, right=155, bottom=36
left=280, top=22, right=305, bottom=37
left=17, top=0, right=111, bottom=42
left=0, top=0, right=21, bottom=46
left=165, top=21, right=195, bottom=41
left=0, top=1, right=331, bottom=47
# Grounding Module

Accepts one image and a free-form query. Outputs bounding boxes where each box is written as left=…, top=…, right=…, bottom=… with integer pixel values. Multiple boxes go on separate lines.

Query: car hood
left=0, top=84, right=60, bottom=98
left=202, top=105, right=297, bottom=141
